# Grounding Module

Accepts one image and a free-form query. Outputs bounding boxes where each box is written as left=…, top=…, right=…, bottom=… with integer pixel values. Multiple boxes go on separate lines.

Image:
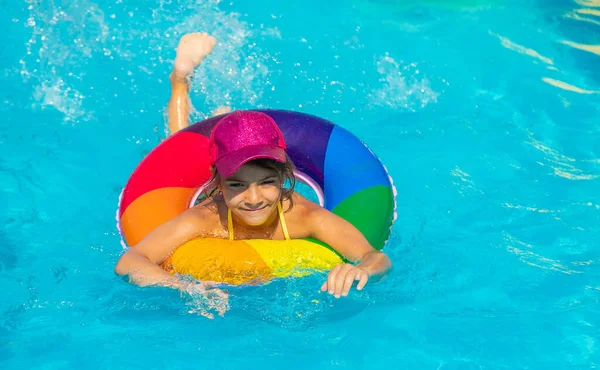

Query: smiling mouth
left=241, top=206, right=268, bottom=213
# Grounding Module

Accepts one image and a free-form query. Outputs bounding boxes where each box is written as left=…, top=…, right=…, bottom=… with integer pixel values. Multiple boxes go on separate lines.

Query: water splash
left=21, top=0, right=112, bottom=122
left=368, top=54, right=438, bottom=111
left=20, top=0, right=272, bottom=123
left=167, top=10, right=272, bottom=115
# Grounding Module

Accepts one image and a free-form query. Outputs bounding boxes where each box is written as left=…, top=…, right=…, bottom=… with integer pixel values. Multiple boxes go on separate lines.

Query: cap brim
left=215, top=145, right=287, bottom=178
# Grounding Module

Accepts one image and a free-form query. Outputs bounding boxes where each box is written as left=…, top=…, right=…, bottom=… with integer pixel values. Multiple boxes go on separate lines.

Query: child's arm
left=114, top=206, right=229, bottom=318
left=305, top=205, right=392, bottom=298
left=114, top=208, right=206, bottom=289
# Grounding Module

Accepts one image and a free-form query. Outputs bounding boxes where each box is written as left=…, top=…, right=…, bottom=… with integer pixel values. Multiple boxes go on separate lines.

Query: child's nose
left=245, top=184, right=263, bottom=207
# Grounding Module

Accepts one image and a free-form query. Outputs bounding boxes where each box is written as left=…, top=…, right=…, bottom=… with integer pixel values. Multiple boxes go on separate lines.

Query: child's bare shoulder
left=182, top=198, right=224, bottom=227
left=166, top=197, right=227, bottom=238
left=287, top=193, right=323, bottom=218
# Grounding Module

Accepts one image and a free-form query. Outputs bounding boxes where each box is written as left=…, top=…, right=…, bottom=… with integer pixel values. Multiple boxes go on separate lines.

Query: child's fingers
left=341, top=270, right=359, bottom=297
left=320, top=281, right=328, bottom=292
left=215, top=289, right=229, bottom=304
left=327, top=264, right=342, bottom=294
left=202, top=280, right=217, bottom=288
left=199, top=310, right=215, bottom=320
left=334, top=265, right=353, bottom=297
left=324, top=265, right=370, bottom=297
left=356, top=272, right=369, bottom=291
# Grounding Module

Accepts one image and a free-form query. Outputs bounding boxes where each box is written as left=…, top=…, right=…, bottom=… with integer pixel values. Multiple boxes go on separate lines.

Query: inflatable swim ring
left=117, top=110, right=396, bottom=285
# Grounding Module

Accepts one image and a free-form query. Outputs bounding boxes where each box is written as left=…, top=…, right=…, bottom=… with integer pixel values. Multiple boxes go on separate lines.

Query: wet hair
left=201, top=155, right=296, bottom=211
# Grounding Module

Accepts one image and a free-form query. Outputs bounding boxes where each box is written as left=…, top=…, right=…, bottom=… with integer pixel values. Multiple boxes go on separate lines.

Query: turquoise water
left=1, top=0, right=599, bottom=368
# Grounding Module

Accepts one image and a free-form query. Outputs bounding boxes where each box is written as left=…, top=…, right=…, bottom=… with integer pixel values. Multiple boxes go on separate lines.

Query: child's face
left=220, top=162, right=282, bottom=226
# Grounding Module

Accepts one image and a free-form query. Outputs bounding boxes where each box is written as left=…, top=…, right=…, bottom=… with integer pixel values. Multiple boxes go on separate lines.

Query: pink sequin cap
left=209, top=110, right=287, bottom=177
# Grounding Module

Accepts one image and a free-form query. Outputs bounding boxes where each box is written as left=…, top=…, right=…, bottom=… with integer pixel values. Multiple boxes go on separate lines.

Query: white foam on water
left=21, top=0, right=272, bottom=123
left=368, top=54, right=439, bottom=111
left=21, top=0, right=112, bottom=122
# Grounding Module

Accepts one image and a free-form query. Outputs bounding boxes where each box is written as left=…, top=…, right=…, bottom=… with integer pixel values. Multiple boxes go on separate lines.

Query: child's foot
left=172, top=32, right=217, bottom=81
left=211, top=106, right=232, bottom=117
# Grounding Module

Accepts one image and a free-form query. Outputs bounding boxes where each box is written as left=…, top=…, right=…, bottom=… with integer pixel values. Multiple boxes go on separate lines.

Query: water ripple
left=526, top=132, right=600, bottom=180
left=502, top=232, right=582, bottom=275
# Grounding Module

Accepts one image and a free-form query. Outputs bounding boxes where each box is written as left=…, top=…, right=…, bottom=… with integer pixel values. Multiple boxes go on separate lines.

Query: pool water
left=1, top=0, right=599, bottom=368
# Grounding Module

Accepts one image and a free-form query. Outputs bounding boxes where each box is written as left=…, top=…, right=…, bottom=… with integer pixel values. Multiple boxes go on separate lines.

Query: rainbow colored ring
left=117, top=110, right=396, bottom=285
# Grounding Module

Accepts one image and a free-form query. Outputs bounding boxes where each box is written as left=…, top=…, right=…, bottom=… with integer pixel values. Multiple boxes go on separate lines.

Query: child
left=114, top=33, right=392, bottom=305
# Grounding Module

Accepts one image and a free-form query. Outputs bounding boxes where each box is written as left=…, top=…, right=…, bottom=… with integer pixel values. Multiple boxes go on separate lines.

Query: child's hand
left=320, top=264, right=369, bottom=298
left=180, top=281, right=230, bottom=319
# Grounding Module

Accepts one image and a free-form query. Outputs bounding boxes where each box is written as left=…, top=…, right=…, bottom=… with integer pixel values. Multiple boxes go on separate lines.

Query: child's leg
left=168, top=33, right=230, bottom=135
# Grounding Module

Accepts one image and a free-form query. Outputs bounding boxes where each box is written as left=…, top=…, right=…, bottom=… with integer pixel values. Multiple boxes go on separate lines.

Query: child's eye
left=227, top=182, right=244, bottom=188
left=261, top=179, right=276, bottom=185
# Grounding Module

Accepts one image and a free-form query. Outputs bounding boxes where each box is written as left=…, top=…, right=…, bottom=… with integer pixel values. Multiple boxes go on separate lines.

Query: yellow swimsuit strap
left=278, top=202, right=291, bottom=241
left=227, top=207, right=235, bottom=241
left=227, top=201, right=290, bottom=241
